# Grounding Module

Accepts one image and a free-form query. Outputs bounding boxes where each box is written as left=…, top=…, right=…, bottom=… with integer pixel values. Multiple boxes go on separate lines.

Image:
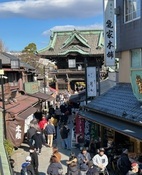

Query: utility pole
left=0, top=59, right=6, bottom=138
left=84, top=58, right=88, bottom=105
left=43, top=65, right=46, bottom=93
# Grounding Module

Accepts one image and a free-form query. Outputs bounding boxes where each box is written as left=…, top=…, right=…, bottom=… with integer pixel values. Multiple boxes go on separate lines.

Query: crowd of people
left=15, top=93, right=142, bottom=175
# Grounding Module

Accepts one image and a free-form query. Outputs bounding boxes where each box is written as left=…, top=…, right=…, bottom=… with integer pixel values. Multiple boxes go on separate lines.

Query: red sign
left=75, top=115, right=85, bottom=143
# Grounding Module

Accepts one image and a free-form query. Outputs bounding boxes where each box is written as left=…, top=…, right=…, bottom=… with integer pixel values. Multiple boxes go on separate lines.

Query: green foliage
left=4, top=139, right=14, bottom=156
left=22, top=43, right=37, bottom=54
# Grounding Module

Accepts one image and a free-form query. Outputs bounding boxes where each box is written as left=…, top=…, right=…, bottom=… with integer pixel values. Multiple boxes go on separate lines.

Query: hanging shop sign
left=104, top=0, right=115, bottom=66
left=75, top=115, right=85, bottom=143
left=86, top=67, right=96, bottom=97
left=24, top=82, right=39, bottom=94
left=131, top=69, right=142, bottom=102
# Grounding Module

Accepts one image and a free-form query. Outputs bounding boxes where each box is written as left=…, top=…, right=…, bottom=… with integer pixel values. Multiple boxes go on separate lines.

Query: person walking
left=60, top=123, right=70, bottom=149
left=126, top=162, right=139, bottom=175
left=117, top=148, right=131, bottom=175
left=27, top=125, right=37, bottom=147
left=21, top=156, right=35, bottom=175
left=32, top=130, right=46, bottom=154
left=52, top=146, right=62, bottom=162
left=77, top=147, right=91, bottom=175
left=92, top=148, right=108, bottom=175
left=29, top=146, right=39, bottom=175
left=66, top=152, right=79, bottom=175
left=47, top=155, right=63, bottom=175
left=38, top=114, right=48, bottom=142
left=44, top=119, right=56, bottom=148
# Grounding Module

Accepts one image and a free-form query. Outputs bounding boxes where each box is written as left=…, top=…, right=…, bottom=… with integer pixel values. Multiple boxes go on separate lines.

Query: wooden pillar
left=67, top=81, right=70, bottom=92
left=136, top=139, right=141, bottom=153
left=55, top=81, right=59, bottom=92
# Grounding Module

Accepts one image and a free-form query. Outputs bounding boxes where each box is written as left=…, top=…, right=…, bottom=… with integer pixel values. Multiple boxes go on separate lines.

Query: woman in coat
left=47, top=155, right=63, bottom=175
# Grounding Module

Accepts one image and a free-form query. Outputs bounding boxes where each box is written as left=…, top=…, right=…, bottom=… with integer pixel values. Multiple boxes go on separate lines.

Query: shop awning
left=5, top=96, right=38, bottom=114
left=18, top=107, right=37, bottom=119
left=79, top=110, right=142, bottom=141
left=28, top=92, right=54, bottom=101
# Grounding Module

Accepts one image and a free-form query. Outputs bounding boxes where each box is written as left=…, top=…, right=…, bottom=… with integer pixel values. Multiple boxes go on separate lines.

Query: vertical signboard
left=104, top=0, right=115, bottom=66
left=75, top=115, right=85, bottom=143
left=86, top=67, right=96, bottom=97
left=84, top=120, right=91, bottom=142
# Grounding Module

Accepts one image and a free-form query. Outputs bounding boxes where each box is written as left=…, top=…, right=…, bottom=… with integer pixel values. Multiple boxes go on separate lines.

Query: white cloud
left=42, top=24, right=103, bottom=36
left=0, top=0, right=103, bottom=19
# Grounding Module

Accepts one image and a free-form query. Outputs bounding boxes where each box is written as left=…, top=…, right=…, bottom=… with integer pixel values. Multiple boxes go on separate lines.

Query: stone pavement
left=12, top=141, right=80, bottom=175
left=12, top=115, right=80, bottom=175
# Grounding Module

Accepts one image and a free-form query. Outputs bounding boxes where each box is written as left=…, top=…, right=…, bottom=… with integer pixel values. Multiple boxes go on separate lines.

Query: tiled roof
left=38, top=29, right=104, bottom=56
left=85, top=83, right=142, bottom=124
left=0, top=52, right=35, bottom=70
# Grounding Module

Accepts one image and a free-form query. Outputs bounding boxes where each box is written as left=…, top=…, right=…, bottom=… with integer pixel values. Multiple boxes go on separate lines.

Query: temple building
left=38, top=29, right=104, bottom=92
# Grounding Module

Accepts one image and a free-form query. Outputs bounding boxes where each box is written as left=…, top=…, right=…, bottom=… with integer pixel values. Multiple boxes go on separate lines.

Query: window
left=131, top=49, right=142, bottom=68
left=124, top=0, right=141, bottom=22
left=68, top=59, right=76, bottom=68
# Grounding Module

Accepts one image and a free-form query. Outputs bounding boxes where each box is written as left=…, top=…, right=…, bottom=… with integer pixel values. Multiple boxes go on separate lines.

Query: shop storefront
left=5, top=94, right=38, bottom=147
left=78, top=83, right=142, bottom=154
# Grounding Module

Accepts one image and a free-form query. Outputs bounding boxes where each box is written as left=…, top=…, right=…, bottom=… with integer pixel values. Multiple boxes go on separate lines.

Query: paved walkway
left=12, top=115, right=80, bottom=175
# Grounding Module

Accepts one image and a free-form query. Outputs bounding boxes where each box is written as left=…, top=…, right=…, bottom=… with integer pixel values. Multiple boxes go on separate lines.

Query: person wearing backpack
left=29, top=146, right=39, bottom=175
left=21, top=156, right=35, bottom=175
left=66, top=152, right=79, bottom=175
left=117, top=149, right=131, bottom=175
left=47, top=154, right=63, bottom=175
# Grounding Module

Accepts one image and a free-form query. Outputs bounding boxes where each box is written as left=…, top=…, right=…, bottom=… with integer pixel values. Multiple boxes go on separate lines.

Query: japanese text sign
left=104, top=0, right=115, bottom=66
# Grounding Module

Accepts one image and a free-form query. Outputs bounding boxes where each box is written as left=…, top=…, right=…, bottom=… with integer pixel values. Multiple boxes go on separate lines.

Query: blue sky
left=0, top=0, right=103, bottom=51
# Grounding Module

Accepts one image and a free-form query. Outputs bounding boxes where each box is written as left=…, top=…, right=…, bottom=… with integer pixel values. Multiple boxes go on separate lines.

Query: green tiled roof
left=38, top=29, right=104, bottom=56
left=61, top=31, right=90, bottom=49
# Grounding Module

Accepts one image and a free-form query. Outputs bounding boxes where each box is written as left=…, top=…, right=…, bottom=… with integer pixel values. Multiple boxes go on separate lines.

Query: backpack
left=21, top=167, right=28, bottom=175
left=21, top=162, right=32, bottom=175
left=117, top=157, right=122, bottom=170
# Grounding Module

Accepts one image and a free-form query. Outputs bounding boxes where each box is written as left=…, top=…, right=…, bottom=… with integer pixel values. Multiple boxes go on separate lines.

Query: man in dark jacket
left=27, top=126, right=37, bottom=146
left=45, top=119, right=55, bottom=147
left=29, top=146, right=39, bottom=175
left=117, top=149, right=131, bottom=175
left=60, top=123, right=70, bottom=149
left=33, top=130, right=45, bottom=154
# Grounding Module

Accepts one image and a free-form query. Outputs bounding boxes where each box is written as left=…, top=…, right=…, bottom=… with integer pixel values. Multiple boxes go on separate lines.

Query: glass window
left=131, top=49, right=142, bottom=68
left=68, top=59, right=76, bottom=68
left=124, top=0, right=141, bottom=23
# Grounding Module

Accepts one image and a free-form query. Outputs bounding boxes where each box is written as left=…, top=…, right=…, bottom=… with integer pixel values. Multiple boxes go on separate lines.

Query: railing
left=49, top=68, right=85, bottom=73
left=0, top=155, right=4, bottom=175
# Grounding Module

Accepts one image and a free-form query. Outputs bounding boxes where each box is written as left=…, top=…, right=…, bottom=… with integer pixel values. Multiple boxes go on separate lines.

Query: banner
left=84, top=120, right=91, bottom=141
left=75, top=115, right=85, bottom=143
left=86, top=67, right=96, bottom=97
left=131, top=69, right=142, bottom=102
left=104, top=0, right=115, bottom=66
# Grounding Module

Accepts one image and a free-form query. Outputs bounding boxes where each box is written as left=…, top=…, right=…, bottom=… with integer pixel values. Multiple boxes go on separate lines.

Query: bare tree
left=0, top=39, right=8, bottom=52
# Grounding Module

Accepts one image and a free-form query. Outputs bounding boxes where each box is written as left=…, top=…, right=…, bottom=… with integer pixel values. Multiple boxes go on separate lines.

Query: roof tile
left=86, top=83, right=142, bottom=123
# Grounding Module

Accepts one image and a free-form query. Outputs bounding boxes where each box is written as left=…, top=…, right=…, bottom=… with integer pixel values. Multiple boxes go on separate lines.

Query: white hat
left=26, top=156, right=31, bottom=162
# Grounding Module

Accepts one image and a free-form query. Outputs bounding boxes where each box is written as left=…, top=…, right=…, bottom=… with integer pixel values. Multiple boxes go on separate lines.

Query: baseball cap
left=99, top=148, right=105, bottom=152
left=26, top=156, right=31, bottom=162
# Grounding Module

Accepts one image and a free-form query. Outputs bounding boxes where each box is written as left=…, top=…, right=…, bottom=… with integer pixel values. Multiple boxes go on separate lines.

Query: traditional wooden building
left=0, top=52, right=54, bottom=147
left=38, top=29, right=104, bottom=92
left=78, top=0, right=142, bottom=155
